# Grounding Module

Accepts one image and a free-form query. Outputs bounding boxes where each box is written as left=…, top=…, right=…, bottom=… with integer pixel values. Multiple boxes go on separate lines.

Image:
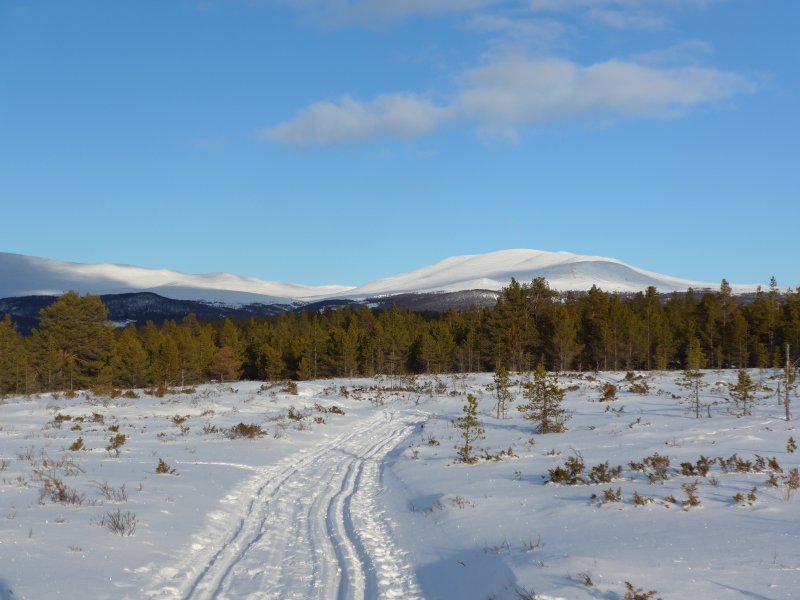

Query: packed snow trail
left=146, top=408, right=422, bottom=600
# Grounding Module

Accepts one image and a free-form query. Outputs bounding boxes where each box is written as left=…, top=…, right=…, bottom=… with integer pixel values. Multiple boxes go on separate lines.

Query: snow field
left=0, top=371, right=798, bottom=599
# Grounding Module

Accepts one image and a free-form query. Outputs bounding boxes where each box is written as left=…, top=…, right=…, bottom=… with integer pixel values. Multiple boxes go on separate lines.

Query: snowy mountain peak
left=0, top=252, right=354, bottom=304
left=339, top=249, right=752, bottom=297
left=0, top=249, right=757, bottom=305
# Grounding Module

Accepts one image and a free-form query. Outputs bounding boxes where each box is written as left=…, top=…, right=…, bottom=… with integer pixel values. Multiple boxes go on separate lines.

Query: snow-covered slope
left=0, top=249, right=758, bottom=304
left=0, top=252, right=353, bottom=304
left=1, top=372, right=798, bottom=599
left=339, top=249, right=756, bottom=297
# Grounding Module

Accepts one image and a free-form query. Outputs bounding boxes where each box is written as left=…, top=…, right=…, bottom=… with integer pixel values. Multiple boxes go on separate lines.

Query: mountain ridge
left=0, top=249, right=759, bottom=305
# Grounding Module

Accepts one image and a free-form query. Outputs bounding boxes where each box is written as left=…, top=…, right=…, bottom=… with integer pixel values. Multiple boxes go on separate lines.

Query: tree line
left=1, top=276, right=799, bottom=395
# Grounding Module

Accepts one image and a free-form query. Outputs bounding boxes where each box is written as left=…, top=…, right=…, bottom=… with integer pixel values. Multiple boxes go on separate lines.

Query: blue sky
left=1, top=0, right=797, bottom=288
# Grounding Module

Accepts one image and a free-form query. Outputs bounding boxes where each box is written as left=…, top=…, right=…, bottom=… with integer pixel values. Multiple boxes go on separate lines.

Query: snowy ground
left=0, top=371, right=798, bottom=599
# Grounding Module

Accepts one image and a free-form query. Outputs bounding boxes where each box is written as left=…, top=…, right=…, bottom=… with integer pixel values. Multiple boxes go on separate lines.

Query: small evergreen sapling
left=493, top=365, right=514, bottom=420
left=452, top=393, right=484, bottom=464
left=728, top=370, right=759, bottom=416
left=519, top=365, right=569, bottom=434
left=677, top=336, right=708, bottom=418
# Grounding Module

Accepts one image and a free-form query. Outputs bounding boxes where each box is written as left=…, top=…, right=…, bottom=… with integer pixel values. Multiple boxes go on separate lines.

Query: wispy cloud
left=465, top=14, right=572, bottom=52
left=278, top=0, right=503, bottom=25
left=528, top=0, right=722, bottom=10
left=265, top=94, right=453, bottom=145
left=265, top=56, right=754, bottom=146
left=458, top=57, right=752, bottom=125
left=586, top=8, right=667, bottom=30
left=633, top=40, right=715, bottom=66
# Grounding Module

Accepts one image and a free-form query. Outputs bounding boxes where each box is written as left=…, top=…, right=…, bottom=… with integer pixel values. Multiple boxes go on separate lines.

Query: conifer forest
left=1, top=277, right=799, bottom=395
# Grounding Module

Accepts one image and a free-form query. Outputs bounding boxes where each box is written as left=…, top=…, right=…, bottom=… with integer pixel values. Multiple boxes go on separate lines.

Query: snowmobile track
left=146, top=408, right=422, bottom=600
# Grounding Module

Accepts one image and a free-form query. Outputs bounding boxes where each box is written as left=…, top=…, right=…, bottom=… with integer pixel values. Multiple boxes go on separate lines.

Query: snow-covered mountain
left=0, top=249, right=756, bottom=304
left=339, top=249, right=756, bottom=297
left=0, top=252, right=352, bottom=304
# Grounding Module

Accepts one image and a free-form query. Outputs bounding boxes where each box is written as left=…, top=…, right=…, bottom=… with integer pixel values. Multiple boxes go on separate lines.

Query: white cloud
left=266, top=56, right=754, bottom=146
left=467, top=14, right=567, bottom=37
left=586, top=8, right=667, bottom=29
left=279, top=0, right=503, bottom=24
left=633, top=40, right=715, bottom=66
left=528, top=0, right=721, bottom=10
left=272, top=0, right=725, bottom=28
left=457, top=57, right=753, bottom=126
left=264, top=94, right=453, bottom=146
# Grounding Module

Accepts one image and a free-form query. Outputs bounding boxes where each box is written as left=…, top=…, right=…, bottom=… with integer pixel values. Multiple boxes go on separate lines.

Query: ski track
left=145, top=408, right=423, bottom=600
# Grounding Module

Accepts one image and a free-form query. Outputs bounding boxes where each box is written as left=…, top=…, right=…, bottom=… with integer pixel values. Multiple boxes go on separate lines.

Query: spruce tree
left=519, top=364, right=569, bottom=433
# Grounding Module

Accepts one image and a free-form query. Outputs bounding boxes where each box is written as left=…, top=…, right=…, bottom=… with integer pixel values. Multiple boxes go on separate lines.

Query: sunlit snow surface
left=0, top=371, right=797, bottom=599
left=0, top=250, right=759, bottom=305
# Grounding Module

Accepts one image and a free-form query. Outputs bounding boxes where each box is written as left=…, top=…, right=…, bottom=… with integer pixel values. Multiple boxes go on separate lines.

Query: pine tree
left=677, top=337, right=708, bottom=418
left=493, top=365, right=513, bottom=419
left=551, top=303, right=582, bottom=371
left=112, top=326, right=148, bottom=389
left=256, top=342, right=284, bottom=381
left=519, top=364, right=569, bottom=433
left=0, top=314, right=24, bottom=395
left=783, top=343, right=795, bottom=421
left=35, top=292, right=114, bottom=390
left=452, top=393, right=484, bottom=464
left=729, top=369, right=759, bottom=416
left=209, top=346, right=243, bottom=382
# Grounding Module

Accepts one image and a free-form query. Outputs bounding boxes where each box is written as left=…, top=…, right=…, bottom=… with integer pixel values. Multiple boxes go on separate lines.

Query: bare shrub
left=106, top=433, right=127, bottom=456
left=588, top=461, right=623, bottom=484
left=522, top=536, right=543, bottom=552
left=483, top=539, right=511, bottom=555
left=17, top=446, right=35, bottom=462
left=732, top=487, right=757, bottom=506
left=226, top=422, right=265, bottom=439
left=94, top=509, right=137, bottom=536
left=596, top=487, right=622, bottom=505
left=547, top=454, right=586, bottom=485
left=287, top=407, right=304, bottom=421
left=155, top=458, right=177, bottom=475
left=39, top=477, right=85, bottom=505
left=624, top=582, right=662, bottom=600
left=514, top=585, right=540, bottom=600
left=314, top=403, right=345, bottom=416
left=282, top=381, right=298, bottom=395
left=95, top=481, right=128, bottom=502
left=630, top=453, right=671, bottom=483
left=782, top=467, right=800, bottom=501
left=681, top=481, right=701, bottom=510
left=599, top=383, right=618, bottom=402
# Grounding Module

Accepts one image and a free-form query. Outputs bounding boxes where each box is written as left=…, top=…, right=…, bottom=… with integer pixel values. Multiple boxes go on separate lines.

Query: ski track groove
left=145, top=408, right=422, bottom=600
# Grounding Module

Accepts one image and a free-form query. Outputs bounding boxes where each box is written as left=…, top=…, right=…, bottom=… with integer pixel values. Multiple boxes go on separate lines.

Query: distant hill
left=0, top=250, right=758, bottom=308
